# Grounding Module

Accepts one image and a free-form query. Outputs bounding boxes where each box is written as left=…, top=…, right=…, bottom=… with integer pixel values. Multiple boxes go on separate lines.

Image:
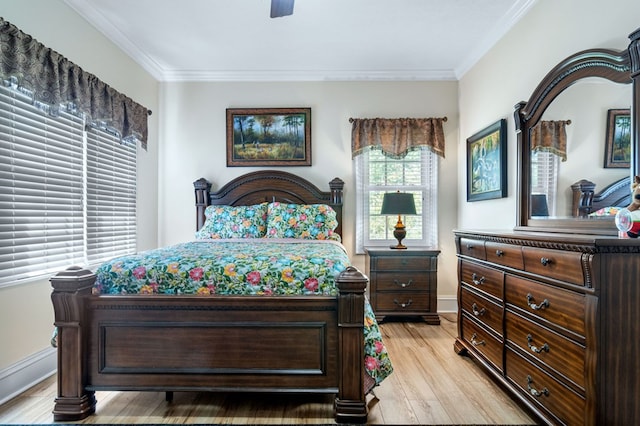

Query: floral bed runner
left=93, top=239, right=393, bottom=388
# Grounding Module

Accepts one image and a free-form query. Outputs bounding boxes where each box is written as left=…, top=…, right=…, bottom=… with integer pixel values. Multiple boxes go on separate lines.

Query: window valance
left=0, top=18, right=150, bottom=149
left=350, top=117, right=446, bottom=159
left=530, top=120, right=571, bottom=161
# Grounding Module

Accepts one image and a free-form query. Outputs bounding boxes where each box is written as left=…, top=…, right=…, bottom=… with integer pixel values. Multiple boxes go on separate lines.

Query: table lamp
left=380, top=191, right=417, bottom=249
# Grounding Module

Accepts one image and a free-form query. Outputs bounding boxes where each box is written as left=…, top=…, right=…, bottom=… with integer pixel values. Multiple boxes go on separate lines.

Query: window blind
left=355, top=149, right=438, bottom=253
left=86, top=128, right=137, bottom=264
left=0, top=85, right=85, bottom=284
left=530, top=150, right=559, bottom=215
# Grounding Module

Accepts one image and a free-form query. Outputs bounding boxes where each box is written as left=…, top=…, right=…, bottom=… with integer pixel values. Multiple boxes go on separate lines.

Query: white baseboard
left=0, top=347, right=56, bottom=406
left=438, top=295, right=458, bottom=313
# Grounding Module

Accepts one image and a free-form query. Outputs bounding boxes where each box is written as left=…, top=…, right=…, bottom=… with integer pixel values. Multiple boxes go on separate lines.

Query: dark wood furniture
left=570, top=176, right=631, bottom=217
left=514, top=27, right=640, bottom=235
left=51, top=170, right=369, bottom=424
left=454, top=26, right=640, bottom=425
left=454, top=230, right=640, bottom=425
left=364, top=247, right=440, bottom=324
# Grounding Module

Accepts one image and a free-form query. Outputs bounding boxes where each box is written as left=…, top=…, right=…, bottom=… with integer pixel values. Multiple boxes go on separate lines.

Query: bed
left=50, top=170, right=391, bottom=424
left=571, top=175, right=631, bottom=217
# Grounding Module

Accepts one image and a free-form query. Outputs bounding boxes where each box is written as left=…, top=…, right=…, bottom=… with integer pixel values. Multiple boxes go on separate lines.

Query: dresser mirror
left=515, top=27, right=640, bottom=234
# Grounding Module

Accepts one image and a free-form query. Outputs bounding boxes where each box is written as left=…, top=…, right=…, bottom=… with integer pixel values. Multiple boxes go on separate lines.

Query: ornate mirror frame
left=514, top=27, right=640, bottom=235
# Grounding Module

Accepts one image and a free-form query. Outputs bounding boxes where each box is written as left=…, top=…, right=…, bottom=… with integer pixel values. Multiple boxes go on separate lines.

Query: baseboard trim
left=437, top=296, right=458, bottom=313
left=0, top=347, right=56, bottom=406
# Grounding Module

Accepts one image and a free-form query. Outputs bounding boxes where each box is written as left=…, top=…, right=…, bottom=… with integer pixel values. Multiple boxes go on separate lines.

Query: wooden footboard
left=51, top=266, right=368, bottom=423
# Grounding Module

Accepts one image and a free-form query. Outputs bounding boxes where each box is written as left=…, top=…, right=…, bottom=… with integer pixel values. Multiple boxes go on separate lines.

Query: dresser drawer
left=485, top=241, right=523, bottom=269
left=460, top=261, right=503, bottom=300
left=506, top=348, right=585, bottom=426
left=460, top=316, right=503, bottom=372
left=522, top=246, right=584, bottom=285
left=375, top=292, right=429, bottom=312
left=505, top=311, right=585, bottom=390
left=505, top=275, right=586, bottom=338
left=372, top=255, right=434, bottom=271
left=459, top=237, right=486, bottom=260
left=460, top=287, right=503, bottom=336
left=373, top=272, right=429, bottom=291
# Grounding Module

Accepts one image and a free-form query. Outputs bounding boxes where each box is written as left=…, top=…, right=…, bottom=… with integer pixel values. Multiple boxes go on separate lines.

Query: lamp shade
left=530, top=193, right=549, bottom=217
left=380, top=192, right=417, bottom=215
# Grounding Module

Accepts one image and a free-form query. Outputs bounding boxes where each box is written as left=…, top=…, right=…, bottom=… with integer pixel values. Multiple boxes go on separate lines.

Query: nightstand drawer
left=374, top=292, right=430, bottom=312
left=372, top=256, right=434, bottom=271
left=373, top=272, right=428, bottom=291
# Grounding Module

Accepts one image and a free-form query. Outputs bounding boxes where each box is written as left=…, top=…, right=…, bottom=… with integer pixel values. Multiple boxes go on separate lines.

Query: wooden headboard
left=571, top=176, right=631, bottom=216
left=194, top=170, right=345, bottom=237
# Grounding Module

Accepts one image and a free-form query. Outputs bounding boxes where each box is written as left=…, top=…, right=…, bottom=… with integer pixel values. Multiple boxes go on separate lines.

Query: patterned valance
left=530, top=120, right=571, bottom=161
left=0, top=18, right=150, bottom=149
left=350, top=117, right=446, bottom=159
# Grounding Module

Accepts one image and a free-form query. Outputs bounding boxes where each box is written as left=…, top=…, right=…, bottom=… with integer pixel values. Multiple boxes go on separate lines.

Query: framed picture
left=467, top=119, right=507, bottom=202
left=604, top=108, right=631, bottom=168
left=226, top=107, right=311, bottom=166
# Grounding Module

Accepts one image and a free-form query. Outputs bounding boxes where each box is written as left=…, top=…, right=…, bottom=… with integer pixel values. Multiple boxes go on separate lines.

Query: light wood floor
left=0, top=313, right=537, bottom=424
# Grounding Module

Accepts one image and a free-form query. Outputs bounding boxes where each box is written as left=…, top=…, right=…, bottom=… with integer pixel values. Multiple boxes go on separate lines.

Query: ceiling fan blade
left=270, top=0, right=294, bottom=18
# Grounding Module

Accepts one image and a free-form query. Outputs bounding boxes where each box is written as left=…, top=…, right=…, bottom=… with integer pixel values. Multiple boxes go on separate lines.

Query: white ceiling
left=63, top=0, right=537, bottom=82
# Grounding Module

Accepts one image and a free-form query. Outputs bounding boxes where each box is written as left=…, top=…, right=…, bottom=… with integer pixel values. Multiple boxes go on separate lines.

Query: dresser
left=454, top=230, right=640, bottom=425
left=365, top=247, right=440, bottom=324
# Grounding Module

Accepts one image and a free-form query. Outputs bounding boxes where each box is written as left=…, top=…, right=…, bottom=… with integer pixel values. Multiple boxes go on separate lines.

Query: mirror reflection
left=529, top=79, right=631, bottom=220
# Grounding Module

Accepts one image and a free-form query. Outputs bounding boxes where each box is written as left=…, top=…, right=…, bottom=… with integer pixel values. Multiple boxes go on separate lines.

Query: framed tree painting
left=226, top=107, right=311, bottom=166
left=467, top=119, right=507, bottom=202
left=604, top=108, right=631, bottom=168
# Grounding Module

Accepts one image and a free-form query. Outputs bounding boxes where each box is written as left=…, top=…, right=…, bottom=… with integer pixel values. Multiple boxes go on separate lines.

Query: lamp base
left=392, top=220, right=408, bottom=249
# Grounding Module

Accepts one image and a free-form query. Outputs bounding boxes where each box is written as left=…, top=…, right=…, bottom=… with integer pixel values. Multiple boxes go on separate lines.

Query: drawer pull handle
left=495, top=249, right=504, bottom=257
left=393, top=279, right=413, bottom=288
left=540, top=257, right=552, bottom=266
left=466, top=244, right=474, bottom=250
left=470, top=333, right=485, bottom=347
left=526, top=293, right=549, bottom=310
left=471, top=303, right=486, bottom=316
left=471, top=273, right=485, bottom=286
left=527, top=334, right=550, bottom=354
left=401, top=259, right=409, bottom=265
left=393, top=298, right=413, bottom=308
left=527, top=375, right=549, bottom=398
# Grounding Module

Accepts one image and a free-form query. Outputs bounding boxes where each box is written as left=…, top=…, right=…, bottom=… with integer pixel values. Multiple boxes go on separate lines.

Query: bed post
left=329, top=177, right=344, bottom=237
left=194, top=177, right=212, bottom=231
left=50, top=267, right=97, bottom=421
left=334, top=266, right=369, bottom=424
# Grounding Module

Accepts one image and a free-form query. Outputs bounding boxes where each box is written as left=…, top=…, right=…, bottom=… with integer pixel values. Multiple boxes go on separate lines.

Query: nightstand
left=365, top=247, right=440, bottom=324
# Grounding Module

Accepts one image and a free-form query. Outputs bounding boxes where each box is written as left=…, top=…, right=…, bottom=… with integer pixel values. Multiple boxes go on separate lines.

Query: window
left=355, top=149, right=438, bottom=253
left=530, top=150, right=559, bottom=216
left=0, top=83, right=137, bottom=286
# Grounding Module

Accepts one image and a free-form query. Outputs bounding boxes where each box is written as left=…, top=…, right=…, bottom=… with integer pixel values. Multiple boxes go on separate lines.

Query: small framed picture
left=467, top=119, right=507, bottom=202
left=604, top=108, right=631, bottom=168
left=226, top=107, right=311, bottom=167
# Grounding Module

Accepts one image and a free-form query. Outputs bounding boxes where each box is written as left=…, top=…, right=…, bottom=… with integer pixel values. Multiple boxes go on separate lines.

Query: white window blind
left=0, top=85, right=85, bottom=284
left=86, top=128, right=137, bottom=264
left=355, top=149, right=438, bottom=253
left=0, top=83, right=138, bottom=286
left=530, top=150, right=559, bottom=216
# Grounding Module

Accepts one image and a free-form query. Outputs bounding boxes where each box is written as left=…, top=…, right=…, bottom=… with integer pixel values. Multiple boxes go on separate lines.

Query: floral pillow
left=266, top=202, right=340, bottom=241
left=195, top=203, right=268, bottom=239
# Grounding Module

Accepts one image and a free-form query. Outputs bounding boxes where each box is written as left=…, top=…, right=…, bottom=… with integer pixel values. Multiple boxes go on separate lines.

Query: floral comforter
left=93, top=239, right=393, bottom=388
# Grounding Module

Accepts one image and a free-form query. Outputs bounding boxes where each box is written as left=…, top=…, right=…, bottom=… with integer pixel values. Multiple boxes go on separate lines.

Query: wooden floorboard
left=0, top=313, right=537, bottom=424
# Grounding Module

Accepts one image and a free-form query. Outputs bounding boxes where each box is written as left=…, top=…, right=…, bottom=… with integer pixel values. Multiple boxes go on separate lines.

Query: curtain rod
left=348, top=116, right=447, bottom=123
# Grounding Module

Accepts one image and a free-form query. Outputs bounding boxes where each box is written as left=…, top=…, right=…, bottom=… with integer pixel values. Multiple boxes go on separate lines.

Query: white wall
left=158, top=81, right=460, bottom=306
left=0, top=0, right=159, bottom=383
left=458, top=0, right=640, bottom=230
